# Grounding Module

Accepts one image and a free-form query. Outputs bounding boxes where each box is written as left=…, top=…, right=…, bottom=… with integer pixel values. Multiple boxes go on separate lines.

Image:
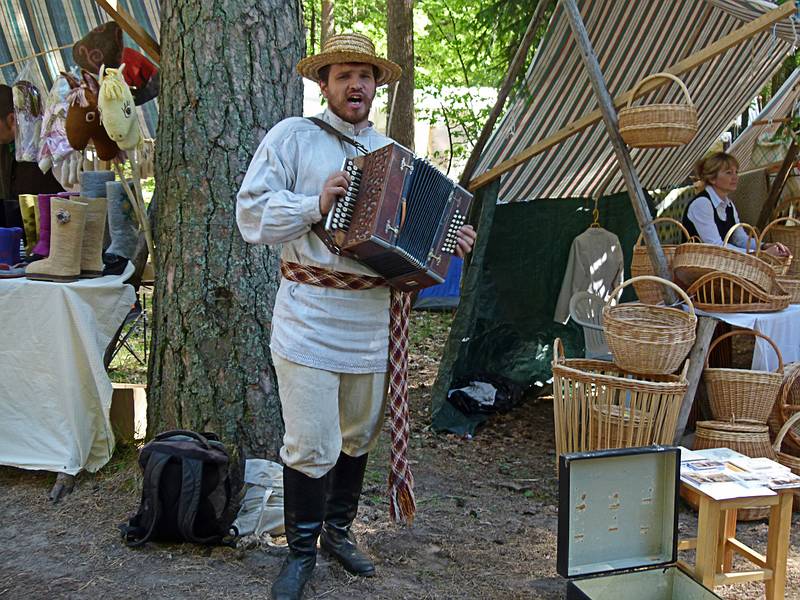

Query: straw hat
left=297, top=33, right=402, bottom=86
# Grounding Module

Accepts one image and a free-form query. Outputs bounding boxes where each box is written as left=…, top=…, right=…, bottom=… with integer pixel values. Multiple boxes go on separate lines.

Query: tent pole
left=561, top=0, right=675, bottom=304
left=458, top=0, right=552, bottom=188
left=469, top=1, right=796, bottom=192
left=672, top=316, right=717, bottom=444
left=757, top=140, right=799, bottom=229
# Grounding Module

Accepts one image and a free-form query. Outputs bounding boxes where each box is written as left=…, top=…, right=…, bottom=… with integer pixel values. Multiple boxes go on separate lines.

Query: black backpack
left=120, top=430, right=240, bottom=547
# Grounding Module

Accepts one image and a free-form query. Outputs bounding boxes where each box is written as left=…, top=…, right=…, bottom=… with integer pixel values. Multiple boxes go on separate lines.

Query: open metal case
left=557, top=446, right=722, bottom=599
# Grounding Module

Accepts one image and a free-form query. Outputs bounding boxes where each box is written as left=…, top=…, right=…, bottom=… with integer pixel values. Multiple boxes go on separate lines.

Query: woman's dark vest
left=681, top=190, right=737, bottom=242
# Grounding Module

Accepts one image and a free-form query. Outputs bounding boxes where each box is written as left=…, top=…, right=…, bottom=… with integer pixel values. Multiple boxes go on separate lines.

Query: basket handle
left=705, top=329, right=784, bottom=373
left=722, top=222, right=759, bottom=254
left=605, top=275, right=695, bottom=316
left=772, top=411, right=800, bottom=454
left=626, top=72, right=693, bottom=109
left=760, top=216, right=800, bottom=245
left=635, top=217, right=691, bottom=246
left=553, top=337, right=565, bottom=365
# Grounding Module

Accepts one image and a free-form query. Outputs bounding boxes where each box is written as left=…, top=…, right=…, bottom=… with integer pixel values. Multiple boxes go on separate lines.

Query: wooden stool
left=678, top=483, right=794, bottom=600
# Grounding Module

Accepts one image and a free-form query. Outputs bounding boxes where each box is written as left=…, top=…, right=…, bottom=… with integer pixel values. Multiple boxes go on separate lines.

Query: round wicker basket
left=704, top=330, right=783, bottom=424
left=603, top=276, right=696, bottom=375
left=672, top=242, right=775, bottom=290
left=693, top=420, right=776, bottom=521
left=618, top=73, right=698, bottom=148
left=761, top=215, right=800, bottom=276
left=551, top=338, right=688, bottom=465
left=630, top=218, right=691, bottom=304
left=769, top=363, right=800, bottom=454
left=773, top=412, right=800, bottom=511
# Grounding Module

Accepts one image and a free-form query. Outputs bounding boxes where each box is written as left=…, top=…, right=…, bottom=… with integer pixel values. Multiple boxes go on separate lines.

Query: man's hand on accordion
left=319, top=170, right=351, bottom=215
left=454, top=224, right=477, bottom=258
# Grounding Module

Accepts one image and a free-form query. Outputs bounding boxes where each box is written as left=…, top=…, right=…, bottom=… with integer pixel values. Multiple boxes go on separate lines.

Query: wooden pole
left=561, top=0, right=675, bottom=304
left=757, top=140, right=799, bottom=229
left=673, top=316, right=717, bottom=444
left=458, top=0, right=552, bottom=188
left=469, top=1, right=796, bottom=192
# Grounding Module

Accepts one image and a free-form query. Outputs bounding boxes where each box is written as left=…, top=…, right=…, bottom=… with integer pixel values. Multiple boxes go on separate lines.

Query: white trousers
left=272, top=352, right=388, bottom=479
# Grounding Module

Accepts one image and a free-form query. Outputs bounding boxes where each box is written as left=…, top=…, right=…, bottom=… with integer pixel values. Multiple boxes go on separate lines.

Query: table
left=694, top=304, right=800, bottom=372
left=0, top=263, right=135, bottom=475
left=678, top=482, right=794, bottom=600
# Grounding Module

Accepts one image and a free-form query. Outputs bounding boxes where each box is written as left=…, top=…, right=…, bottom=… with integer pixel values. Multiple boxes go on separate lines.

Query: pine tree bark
left=387, top=0, right=415, bottom=149
left=321, top=0, right=335, bottom=44
left=148, top=0, right=304, bottom=459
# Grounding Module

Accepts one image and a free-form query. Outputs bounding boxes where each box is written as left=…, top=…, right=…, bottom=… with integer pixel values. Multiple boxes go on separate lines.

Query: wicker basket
left=761, top=215, right=800, bottom=276
left=772, top=412, right=800, bottom=511
left=603, top=276, right=696, bottom=375
left=630, top=218, right=691, bottom=304
left=750, top=133, right=791, bottom=171
left=770, top=362, right=800, bottom=454
left=687, top=272, right=791, bottom=313
left=693, top=420, right=776, bottom=520
left=704, top=330, right=783, bottom=424
left=777, top=275, right=800, bottom=303
left=618, top=73, right=698, bottom=148
left=672, top=242, right=776, bottom=290
left=551, top=338, right=688, bottom=465
left=722, top=221, right=793, bottom=276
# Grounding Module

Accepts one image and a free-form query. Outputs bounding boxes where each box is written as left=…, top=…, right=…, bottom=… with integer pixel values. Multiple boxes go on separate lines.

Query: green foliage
left=300, top=0, right=548, bottom=173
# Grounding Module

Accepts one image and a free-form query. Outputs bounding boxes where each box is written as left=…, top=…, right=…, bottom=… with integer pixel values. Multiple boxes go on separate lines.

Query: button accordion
left=319, top=142, right=473, bottom=292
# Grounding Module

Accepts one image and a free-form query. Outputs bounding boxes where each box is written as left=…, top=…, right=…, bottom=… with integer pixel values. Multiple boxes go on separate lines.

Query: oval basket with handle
left=630, top=217, right=691, bottom=304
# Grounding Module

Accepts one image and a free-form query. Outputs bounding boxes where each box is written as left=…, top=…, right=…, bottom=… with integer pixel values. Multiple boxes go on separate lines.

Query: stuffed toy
left=64, top=70, right=121, bottom=161
left=98, top=64, right=141, bottom=151
left=38, top=75, right=74, bottom=173
left=72, top=22, right=123, bottom=74
left=121, top=48, right=159, bottom=105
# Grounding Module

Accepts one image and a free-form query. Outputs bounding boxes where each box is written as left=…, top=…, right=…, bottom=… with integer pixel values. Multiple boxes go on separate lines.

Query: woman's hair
left=693, top=152, right=739, bottom=191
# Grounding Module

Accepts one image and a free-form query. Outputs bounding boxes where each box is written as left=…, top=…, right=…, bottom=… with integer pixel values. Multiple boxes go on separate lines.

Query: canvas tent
left=431, top=0, right=800, bottom=434
left=0, top=0, right=160, bottom=136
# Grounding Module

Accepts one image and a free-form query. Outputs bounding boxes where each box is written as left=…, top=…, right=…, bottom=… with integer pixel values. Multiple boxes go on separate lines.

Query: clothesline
left=0, top=43, right=72, bottom=70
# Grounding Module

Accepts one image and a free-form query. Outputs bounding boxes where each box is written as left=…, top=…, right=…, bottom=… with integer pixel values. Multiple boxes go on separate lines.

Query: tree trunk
left=387, top=0, right=415, bottom=149
left=148, top=0, right=305, bottom=460
left=321, top=0, right=334, bottom=44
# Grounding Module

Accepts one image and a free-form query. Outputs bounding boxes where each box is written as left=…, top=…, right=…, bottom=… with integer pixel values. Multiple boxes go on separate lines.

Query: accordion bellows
left=322, top=143, right=473, bottom=291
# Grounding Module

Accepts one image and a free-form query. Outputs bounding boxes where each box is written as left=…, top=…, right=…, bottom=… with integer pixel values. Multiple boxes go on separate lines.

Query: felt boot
left=79, top=197, right=108, bottom=278
left=103, top=181, right=138, bottom=274
left=320, top=452, right=375, bottom=577
left=25, top=198, right=88, bottom=282
left=0, top=227, right=23, bottom=266
left=270, top=466, right=326, bottom=600
left=80, top=170, right=114, bottom=198
left=17, top=195, right=38, bottom=255
left=31, top=193, right=57, bottom=258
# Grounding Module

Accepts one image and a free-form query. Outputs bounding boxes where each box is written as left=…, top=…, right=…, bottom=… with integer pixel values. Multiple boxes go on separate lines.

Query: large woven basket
left=603, top=276, right=697, bottom=375
left=750, top=133, right=791, bottom=171
left=630, top=217, right=691, bottom=304
left=618, top=72, right=698, bottom=148
left=773, top=412, right=800, bottom=511
left=551, top=338, right=688, bottom=466
left=777, top=275, right=800, bottom=303
left=761, top=215, right=800, bottom=276
left=722, top=221, right=793, bottom=277
left=687, top=272, right=791, bottom=313
left=704, top=330, right=783, bottom=424
left=693, top=420, right=776, bottom=521
left=769, top=363, right=800, bottom=454
left=672, top=242, right=775, bottom=290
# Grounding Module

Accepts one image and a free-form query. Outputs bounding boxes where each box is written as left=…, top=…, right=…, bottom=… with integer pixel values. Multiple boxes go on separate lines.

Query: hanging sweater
left=553, top=227, right=624, bottom=324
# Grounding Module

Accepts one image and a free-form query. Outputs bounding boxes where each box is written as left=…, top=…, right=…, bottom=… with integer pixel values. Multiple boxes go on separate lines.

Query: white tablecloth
left=694, top=304, right=800, bottom=372
left=0, top=263, right=135, bottom=475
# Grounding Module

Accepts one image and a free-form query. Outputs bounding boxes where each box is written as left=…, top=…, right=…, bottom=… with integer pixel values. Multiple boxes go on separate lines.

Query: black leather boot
left=270, top=466, right=326, bottom=600
left=319, top=452, right=375, bottom=577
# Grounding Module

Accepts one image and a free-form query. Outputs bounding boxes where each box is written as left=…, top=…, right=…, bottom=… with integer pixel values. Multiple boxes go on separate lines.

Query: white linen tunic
left=236, top=109, right=393, bottom=373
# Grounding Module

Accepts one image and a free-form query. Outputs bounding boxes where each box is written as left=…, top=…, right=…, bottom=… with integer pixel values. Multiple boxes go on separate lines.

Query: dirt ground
left=1, top=313, right=799, bottom=599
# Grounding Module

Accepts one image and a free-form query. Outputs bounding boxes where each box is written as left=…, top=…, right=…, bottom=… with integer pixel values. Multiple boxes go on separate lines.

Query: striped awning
left=0, top=0, right=160, bottom=137
left=728, top=66, right=800, bottom=172
left=474, top=0, right=798, bottom=202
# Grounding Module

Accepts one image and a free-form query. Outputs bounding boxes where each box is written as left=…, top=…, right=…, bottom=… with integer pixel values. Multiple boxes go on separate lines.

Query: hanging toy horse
left=98, top=64, right=141, bottom=151
left=64, top=70, right=121, bottom=161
